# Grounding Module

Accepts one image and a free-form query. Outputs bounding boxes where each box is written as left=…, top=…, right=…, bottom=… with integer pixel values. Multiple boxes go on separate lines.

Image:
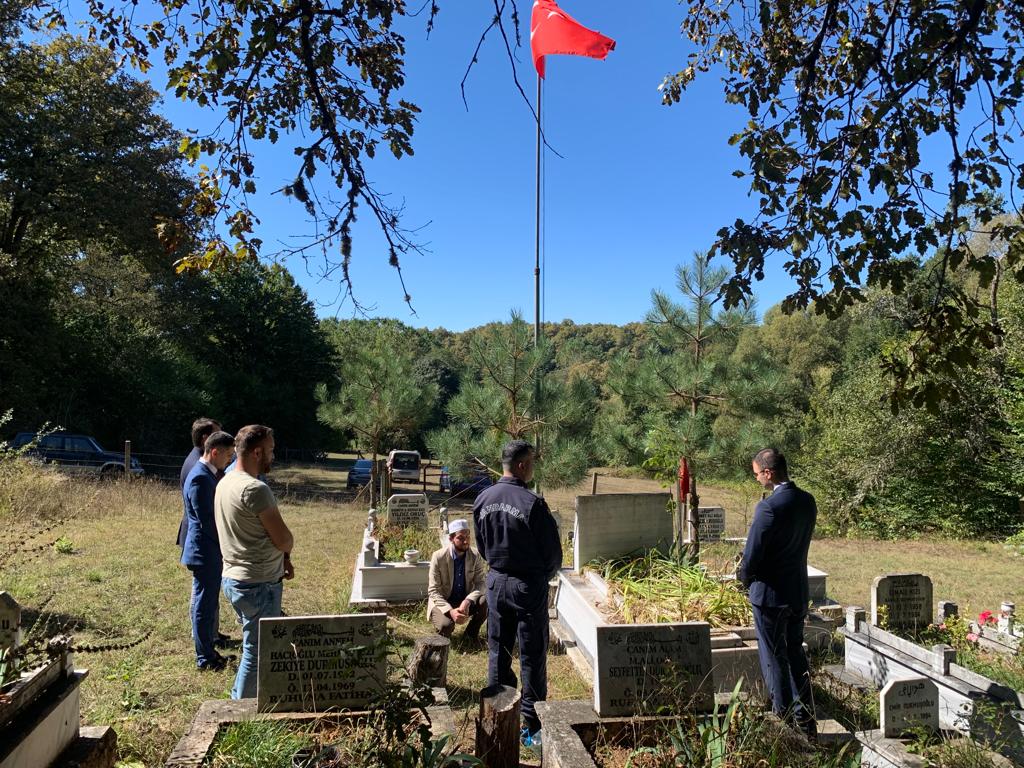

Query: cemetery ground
left=2, top=463, right=1022, bottom=766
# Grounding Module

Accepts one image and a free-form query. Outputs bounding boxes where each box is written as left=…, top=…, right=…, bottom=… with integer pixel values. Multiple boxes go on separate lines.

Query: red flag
left=678, top=457, right=690, bottom=500
left=530, top=0, right=616, bottom=79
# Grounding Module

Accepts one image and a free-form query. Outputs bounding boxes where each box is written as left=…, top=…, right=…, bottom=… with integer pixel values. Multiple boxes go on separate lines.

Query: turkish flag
left=678, top=457, right=690, bottom=500
left=530, top=0, right=616, bottom=79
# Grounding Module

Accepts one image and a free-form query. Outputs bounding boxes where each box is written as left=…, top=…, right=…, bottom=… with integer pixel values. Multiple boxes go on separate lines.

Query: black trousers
left=752, top=604, right=814, bottom=729
left=486, top=570, right=549, bottom=733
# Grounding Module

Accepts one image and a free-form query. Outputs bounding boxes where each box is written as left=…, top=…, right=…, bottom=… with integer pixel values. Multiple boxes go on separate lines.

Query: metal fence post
left=124, top=440, right=131, bottom=479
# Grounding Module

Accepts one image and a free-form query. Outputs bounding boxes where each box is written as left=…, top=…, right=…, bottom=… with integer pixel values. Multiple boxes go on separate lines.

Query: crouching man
left=427, top=519, right=487, bottom=642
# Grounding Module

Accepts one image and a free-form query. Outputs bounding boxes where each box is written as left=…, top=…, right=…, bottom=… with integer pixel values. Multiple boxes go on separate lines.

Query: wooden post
left=407, top=635, right=450, bottom=687
left=591, top=472, right=598, bottom=495
left=124, top=440, right=131, bottom=479
left=475, top=684, right=520, bottom=768
left=422, top=464, right=428, bottom=492
left=688, top=476, right=701, bottom=558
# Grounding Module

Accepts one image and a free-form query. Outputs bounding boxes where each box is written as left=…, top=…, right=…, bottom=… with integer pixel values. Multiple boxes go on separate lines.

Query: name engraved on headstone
left=697, top=507, right=726, bottom=543
left=386, top=494, right=428, bottom=528
left=880, top=677, right=940, bottom=738
left=871, top=573, right=933, bottom=631
left=257, top=613, right=386, bottom=713
left=594, top=622, right=713, bottom=717
left=0, top=591, right=21, bottom=659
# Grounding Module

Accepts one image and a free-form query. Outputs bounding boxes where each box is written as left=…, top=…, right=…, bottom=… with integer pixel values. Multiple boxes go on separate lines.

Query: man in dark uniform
left=738, top=448, right=817, bottom=738
left=472, top=440, right=561, bottom=747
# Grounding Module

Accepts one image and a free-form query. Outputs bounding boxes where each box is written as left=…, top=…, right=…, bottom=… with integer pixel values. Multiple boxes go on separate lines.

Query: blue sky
left=147, top=2, right=789, bottom=330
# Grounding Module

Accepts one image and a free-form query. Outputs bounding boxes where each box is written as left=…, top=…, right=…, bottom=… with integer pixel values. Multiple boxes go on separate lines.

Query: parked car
left=10, top=431, right=144, bottom=478
left=441, top=465, right=493, bottom=497
left=387, top=449, right=421, bottom=482
left=347, top=458, right=373, bottom=489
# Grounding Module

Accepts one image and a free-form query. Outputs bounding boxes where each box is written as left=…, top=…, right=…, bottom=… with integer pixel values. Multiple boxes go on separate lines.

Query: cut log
left=475, top=684, right=520, bottom=768
left=407, top=635, right=449, bottom=687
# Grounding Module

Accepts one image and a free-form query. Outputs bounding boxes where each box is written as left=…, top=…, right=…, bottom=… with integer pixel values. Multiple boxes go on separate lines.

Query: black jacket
left=738, top=482, right=817, bottom=611
left=472, top=477, right=562, bottom=582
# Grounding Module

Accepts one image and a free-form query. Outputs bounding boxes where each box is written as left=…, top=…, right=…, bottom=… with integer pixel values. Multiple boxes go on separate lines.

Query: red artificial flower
left=978, top=610, right=996, bottom=626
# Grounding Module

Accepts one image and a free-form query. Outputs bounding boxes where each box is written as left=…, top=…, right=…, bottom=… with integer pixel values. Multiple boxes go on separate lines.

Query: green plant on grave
left=876, top=604, right=890, bottom=631
left=587, top=550, right=752, bottom=627
left=617, top=679, right=859, bottom=767
left=376, top=524, right=443, bottom=564
left=207, top=718, right=314, bottom=768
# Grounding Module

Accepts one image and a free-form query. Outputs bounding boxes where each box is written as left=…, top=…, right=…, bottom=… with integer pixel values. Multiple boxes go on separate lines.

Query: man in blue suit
left=738, top=448, right=817, bottom=738
left=182, top=431, right=236, bottom=671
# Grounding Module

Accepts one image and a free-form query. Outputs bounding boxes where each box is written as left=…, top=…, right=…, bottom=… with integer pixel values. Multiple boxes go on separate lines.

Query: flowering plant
left=978, top=610, right=997, bottom=627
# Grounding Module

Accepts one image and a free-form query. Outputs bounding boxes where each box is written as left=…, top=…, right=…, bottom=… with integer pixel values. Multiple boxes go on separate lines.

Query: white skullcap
left=448, top=519, right=470, bottom=534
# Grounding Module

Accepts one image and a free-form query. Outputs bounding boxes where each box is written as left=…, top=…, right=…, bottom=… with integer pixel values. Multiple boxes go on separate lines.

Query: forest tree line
left=2, top=36, right=1023, bottom=539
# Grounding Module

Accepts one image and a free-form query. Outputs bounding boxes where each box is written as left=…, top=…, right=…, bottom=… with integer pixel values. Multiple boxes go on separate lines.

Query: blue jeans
left=189, top=564, right=222, bottom=666
left=222, top=578, right=282, bottom=699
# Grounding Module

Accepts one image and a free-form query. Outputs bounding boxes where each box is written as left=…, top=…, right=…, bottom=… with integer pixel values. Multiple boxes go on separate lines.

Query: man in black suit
left=738, top=448, right=817, bottom=738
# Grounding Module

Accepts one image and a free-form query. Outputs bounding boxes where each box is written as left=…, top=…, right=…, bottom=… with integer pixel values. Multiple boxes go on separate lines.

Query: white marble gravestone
left=593, top=622, right=714, bottom=717
left=871, top=573, right=933, bottom=631
left=257, top=613, right=386, bottom=713
left=386, top=494, right=428, bottom=528
left=574, top=493, right=673, bottom=569
left=880, top=677, right=940, bottom=738
left=0, top=591, right=21, bottom=662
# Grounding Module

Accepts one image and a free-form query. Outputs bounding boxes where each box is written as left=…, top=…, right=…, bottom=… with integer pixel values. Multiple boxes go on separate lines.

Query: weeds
left=377, top=524, right=444, bottom=563
left=586, top=550, right=752, bottom=626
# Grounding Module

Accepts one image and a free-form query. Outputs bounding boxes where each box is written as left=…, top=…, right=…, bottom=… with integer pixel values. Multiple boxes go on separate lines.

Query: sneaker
left=214, top=632, right=235, bottom=649
left=197, top=657, right=227, bottom=672
left=520, top=726, right=542, bottom=748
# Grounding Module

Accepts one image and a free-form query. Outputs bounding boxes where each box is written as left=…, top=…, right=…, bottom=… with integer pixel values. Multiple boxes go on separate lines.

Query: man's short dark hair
left=753, top=448, right=788, bottom=479
left=204, top=431, right=235, bottom=454
left=236, top=425, right=273, bottom=456
left=501, top=440, right=534, bottom=469
left=191, top=418, right=221, bottom=449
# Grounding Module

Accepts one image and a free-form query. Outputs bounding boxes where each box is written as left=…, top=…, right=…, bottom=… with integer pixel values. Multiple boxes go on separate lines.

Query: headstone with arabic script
left=880, top=677, right=940, bottom=738
left=257, top=613, right=386, bottom=712
left=386, top=494, right=428, bottom=528
left=593, top=622, right=713, bottom=717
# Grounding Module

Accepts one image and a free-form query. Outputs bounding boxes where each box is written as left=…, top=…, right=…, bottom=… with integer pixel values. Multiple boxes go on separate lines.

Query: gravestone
left=880, top=677, right=940, bottom=738
left=593, top=622, right=713, bottom=717
left=257, top=613, right=386, bottom=713
left=574, top=493, right=673, bottom=569
left=696, top=506, right=726, bottom=543
left=386, top=494, right=428, bottom=528
left=0, top=591, right=20, bottom=661
left=871, top=573, right=933, bottom=631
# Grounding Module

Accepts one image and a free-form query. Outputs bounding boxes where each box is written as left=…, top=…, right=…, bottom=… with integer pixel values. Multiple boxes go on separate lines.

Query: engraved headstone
left=386, top=494, right=428, bottom=528
left=593, top=622, right=713, bottom=717
left=0, top=591, right=20, bottom=660
left=257, top=613, right=386, bottom=713
left=696, top=506, right=726, bottom=543
left=880, top=677, right=940, bottom=738
left=871, top=574, right=933, bottom=631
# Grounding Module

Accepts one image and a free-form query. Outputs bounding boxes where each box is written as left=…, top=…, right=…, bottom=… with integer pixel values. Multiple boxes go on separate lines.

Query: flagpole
left=534, top=73, right=543, bottom=493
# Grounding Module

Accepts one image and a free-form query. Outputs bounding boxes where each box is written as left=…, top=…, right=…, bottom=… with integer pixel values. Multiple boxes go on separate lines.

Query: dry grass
left=1, top=461, right=1020, bottom=766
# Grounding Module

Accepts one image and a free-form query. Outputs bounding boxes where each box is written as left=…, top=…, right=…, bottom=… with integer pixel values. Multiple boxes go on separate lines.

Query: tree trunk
left=407, top=635, right=449, bottom=687
left=475, top=684, right=521, bottom=768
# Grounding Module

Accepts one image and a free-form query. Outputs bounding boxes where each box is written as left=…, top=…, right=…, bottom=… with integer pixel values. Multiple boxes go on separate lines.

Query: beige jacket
left=426, top=544, right=487, bottom=620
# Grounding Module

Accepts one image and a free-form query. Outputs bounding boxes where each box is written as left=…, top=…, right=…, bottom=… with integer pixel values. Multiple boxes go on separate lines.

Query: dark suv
left=9, top=432, right=144, bottom=478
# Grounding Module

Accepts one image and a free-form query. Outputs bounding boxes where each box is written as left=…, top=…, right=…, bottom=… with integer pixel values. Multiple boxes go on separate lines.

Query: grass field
left=1, top=462, right=1021, bottom=766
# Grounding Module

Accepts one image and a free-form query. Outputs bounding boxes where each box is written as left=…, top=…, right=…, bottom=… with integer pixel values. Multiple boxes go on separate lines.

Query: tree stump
left=475, top=684, right=520, bottom=768
left=407, top=635, right=449, bottom=687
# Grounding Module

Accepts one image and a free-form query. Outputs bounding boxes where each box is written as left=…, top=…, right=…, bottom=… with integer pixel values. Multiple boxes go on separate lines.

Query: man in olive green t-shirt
left=215, top=424, right=294, bottom=699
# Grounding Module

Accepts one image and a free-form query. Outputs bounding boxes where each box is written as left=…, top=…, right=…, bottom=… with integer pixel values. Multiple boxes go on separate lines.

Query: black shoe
left=197, top=657, right=227, bottom=672
left=214, top=632, right=235, bottom=649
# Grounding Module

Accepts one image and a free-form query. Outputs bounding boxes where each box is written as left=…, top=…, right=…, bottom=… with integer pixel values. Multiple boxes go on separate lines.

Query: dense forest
left=3, top=35, right=1024, bottom=540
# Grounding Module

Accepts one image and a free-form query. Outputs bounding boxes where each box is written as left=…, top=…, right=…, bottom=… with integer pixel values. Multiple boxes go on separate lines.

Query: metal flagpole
left=534, top=74, right=543, bottom=493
